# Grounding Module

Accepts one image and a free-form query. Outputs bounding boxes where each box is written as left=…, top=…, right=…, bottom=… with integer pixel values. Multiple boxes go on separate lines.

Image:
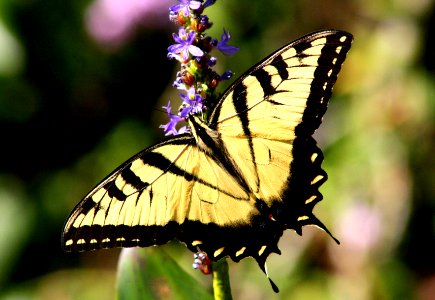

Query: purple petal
left=189, top=1, right=202, bottom=10
left=179, top=92, right=189, bottom=102
left=203, top=0, right=216, bottom=8
left=180, top=106, right=192, bottom=117
left=173, top=78, right=186, bottom=89
left=172, top=31, right=185, bottom=44
left=168, top=43, right=185, bottom=54
left=167, top=52, right=183, bottom=61
left=180, top=49, right=190, bottom=60
left=161, top=114, right=184, bottom=136
left=188, top=45, right=204, bottom=57
left=186, top=30, right=196, bottom=44
left=217, top=44, right=239, bottom=56
left=220, top=29, right=230, bottom=42
left=216, top=29, right=239, bottom=55
left=178, top=126, right=189, bottom=134
left=186, top=86, right=196, bottom=96
left=169, top=4, right=183, bottom=13
left=162, top=101, right=172, bottom=114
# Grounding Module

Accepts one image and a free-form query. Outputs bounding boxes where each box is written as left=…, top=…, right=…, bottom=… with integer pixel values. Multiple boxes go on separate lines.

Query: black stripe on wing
left=231, top=82, right=259, bottom=188
left=295, top=32, right=352, bottom=136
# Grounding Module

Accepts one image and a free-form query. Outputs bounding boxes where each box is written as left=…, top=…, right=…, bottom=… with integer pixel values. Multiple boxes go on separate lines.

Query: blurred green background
left=0, top=0, right=434, bottom=299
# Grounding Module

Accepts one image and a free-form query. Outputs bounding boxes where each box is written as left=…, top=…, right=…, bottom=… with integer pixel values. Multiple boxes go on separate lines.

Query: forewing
left=62, top=135, right=255, bottom=252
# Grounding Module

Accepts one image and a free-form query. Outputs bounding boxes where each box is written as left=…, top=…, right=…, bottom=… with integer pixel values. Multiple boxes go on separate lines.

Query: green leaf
left=116, top=248, right=213, bottom=300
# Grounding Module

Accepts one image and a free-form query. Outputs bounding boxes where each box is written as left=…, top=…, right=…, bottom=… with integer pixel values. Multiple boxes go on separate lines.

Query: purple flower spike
left=168, top=28, right=204, bottom=61
left=163, top=0, right=239, bottom=136
left=216, top=29, right=239, bottom=55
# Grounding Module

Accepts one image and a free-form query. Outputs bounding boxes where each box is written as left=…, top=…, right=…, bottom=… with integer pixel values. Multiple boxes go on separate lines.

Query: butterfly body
left=63, top=30, right=352, bottom=289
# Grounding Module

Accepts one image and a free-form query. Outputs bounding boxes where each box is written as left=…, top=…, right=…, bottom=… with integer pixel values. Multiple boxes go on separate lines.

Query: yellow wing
left=63, top=136, right=258, bottom=251
left=206, top=30, right=353, bottom=235
left=63, top=30, right=352, bottom=288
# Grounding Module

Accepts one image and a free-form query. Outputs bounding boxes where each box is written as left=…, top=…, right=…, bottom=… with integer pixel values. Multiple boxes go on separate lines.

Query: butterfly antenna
left=152, top=106, right=167, bottom=115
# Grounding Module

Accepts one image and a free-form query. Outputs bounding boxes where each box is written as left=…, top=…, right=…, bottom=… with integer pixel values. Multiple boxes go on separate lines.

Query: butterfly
left=62, top=29, right=352, bottom=292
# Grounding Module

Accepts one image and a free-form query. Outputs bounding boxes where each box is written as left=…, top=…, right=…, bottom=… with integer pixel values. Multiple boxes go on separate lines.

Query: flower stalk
left=192, top=252, right=232, bottom=299
left=212, top=259, right=233, bottom=300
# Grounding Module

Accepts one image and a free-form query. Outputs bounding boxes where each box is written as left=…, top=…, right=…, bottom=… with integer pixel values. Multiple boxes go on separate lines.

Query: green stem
left=212, top=258, right=233, bottom=300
